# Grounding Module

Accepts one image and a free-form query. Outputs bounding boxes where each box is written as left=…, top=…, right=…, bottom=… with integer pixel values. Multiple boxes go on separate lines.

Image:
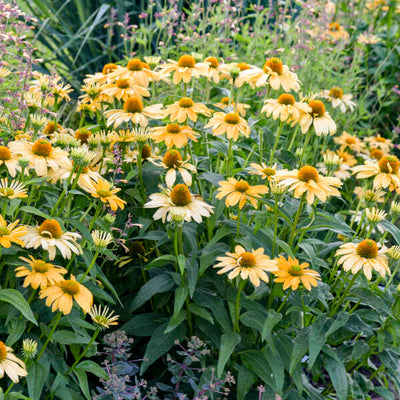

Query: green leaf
left=290, top=328, right=309, bottom=374
left=76, top=360, right=109, bottom=380
left=323, top=356, right=348, bottom=400
left=326, top=311, right=349, bottom=337
left=217, top=333, right=241, bottom=378
left=308, top=315, right=327, bottom=369
left=236, top=365, right=256, bottom=400
left=73, top=369, right=90, bottom=400
left=241, top=351, right=274, bottom=388
left=0, top=289, right=37, bottom=325
left=263, top=345, right=284, bottom=395
left=27, top=363, right=48, bottom=400
left=19, top=206, right=49, bottom=220
left=261, top=310, right=282, bottom=341
left=141, top=322, right=186, bottom=374
left=165, top=310, right=186, bottom=334
left=240, top=311, right=264, bottom=334
left=120, top=313, right=163, bottom=337
left=189, top=304, right=214, bottom=324
left=145, top=255, right=176, bottom=270
left=130, top=273, right=175, bottom=312
left=177, top=254, right=185, bottom=276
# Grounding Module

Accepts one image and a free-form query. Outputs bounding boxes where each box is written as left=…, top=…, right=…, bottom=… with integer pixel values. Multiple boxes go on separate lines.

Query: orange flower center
left=263, top=167, right=276, bottom=176
left=97, top=189, right=112, bottom=198
left=375, top=136, right=386, bottom=143
left=308, top=100, right=325, bottom=117
left=142, top=144, right=152, bottom=159
left=116, top=78, right=130, bottom=89
left=0, top=226, right=11, bottom=236
left=177, top=55, right=196, bottom=68
left=129, top=240, right=146, bottom=257
left=338, top=151, right=350, bottom=161
left=205, top=56, right=219, bottom=68
left=166, top=123, right=181, bottom=134
left=234, top=180, right=250, bottom=192
left=329, top=87, right=343, bottom=99
left=178, top=97, right=194, bottom=108
left=0, top=341, right=7, bottom=361
left=142, top=62, right=150, bottom=69
left=370, top=148, right=383, bottom=160
left=263, top=57, right=283, bottom=75
left=345, top=137, right=356, bottom=144
left=237, top=62, right=250, bottom=71
left=102, top=63, right=117, bottom=74
left=221, top=97, right=232, bottom=105
left=127, top=58, right=143, bottom=71
left=44, top=121, right=58, bottom=135
left=32, top=260, right=49, bottom=273
left=123, top=97, right=143, bottom=113
left=60, top=280, right=80, bottom=296
left=238, top=252, right=256, bottom=268
left=278, top=94, right=295, bottom=106
left=289, top=264, right=304, bottom=276
left=224, top=112, right=240, bottom=125
left=379, top=155, right=399, bottom=174
left=75, top=128, right=91, bottom=144
left=356, top=239, right=378, bottom=259
left=142, top=144, right=151, bottom=160
left=0, top=146, right=11, bottom=160
left=297, top=166, right=319, bottom=182
left=0, top=187, right=14, bottom=197
left=329, top=22, right=341, bottom=31
left=39, top=219, right=63, bottom=239
left=163, top=150, right=182, bottom=168
left=32, top=140, right=53, bottom=157
left=170, top=184, right=192, bottom=206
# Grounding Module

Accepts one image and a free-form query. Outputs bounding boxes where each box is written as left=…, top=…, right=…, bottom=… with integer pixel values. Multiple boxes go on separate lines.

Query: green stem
left=269, top=121, right=284, bottom=164
left=227, top=138, right=233, bottom=177
left=298, top=128, right=312, bottom=166
left=88, top=203, right=103, bottom=231
left=80, top=251, right=100, bottom=282
left=276, top=290, right=291, bottom=313
left=271, top=197, right=279, bottom=258
left=234, top=279, right=245, bottom=333
left=287, top=125, right=299, bottom=152
left=288, top=195, right=305, bottom=246
left=36, top=312, right=62, bottom=362
left=329, top=272, right=359, bottom=317
left=236, top=207, right=242, bottom=238
left=64, top=329, right=100, bottom=376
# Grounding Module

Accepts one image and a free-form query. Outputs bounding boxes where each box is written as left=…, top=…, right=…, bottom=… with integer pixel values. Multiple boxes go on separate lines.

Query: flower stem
left=36, top=311, right=62, bottom=362
left=329, top=272, right=359, bottom=317
left=236, top=207, right=242, bottom=238
left=298, top=128, right=312, bottom=166
left=64, top=329, right=100, bottom=376
left=80, top=250, right=100, bottom=282
left=234, top=279, right=245, bottom=333
left=288, top=195, right=305, bottom=246
left=269, top=121, right=284, bottom=164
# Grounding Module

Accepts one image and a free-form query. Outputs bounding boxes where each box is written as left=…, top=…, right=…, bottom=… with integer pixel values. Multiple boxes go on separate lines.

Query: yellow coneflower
left=274, top=165, right=342, bottom=204
left=213, top=97, right=250, bottom=117
left=0, top=178, right=28, bottom=199
left=40, top=275, right=93, bottom=315
left=158, top=54, right=209, bottom=84
left=0, top=341, right=27, bottom=383
left=105, top=96, right=163, bottom=128
left=238, top=57, right=300, bottom=92
left=319, top=87, right=356, bottom=113
left=364, top=135, right=393, bottom=153
left=0, top=145, right=21, bottom=177
left=214, top=245, right=278, bottom=287
left=352, top=155, right=400, bottom=192
left=204, top=112, right=250, bottom=141
left=0, top=215, right=27, bottom=248
left=335, top=239, right=390, bottom=280
left=326, top=22, right=349, bottom=41
left=100, top=77, right=150, bottom=100
left=15, top=255, right=67, bottom=289
left=164, top=97, right=211, bottom=123
left=249, top=163, right=277, bottom=181
left=334, top=131, right=365, bottom=153
left=22, top=219, right=82, bottom=260
left=8, top=139, right=70, bottom=176
left=144, top=184, right=213, bottom=223
left=299, top=100, right=336, bottom=136
left=149, top=123, right=198, bottom=149
left=80, top=179, right=126, bottom=211
left=272, top=256, right=320, bottom=291
left=89, top=305, right=119, bottom=329
left=216, top=178, right=268, bottom=209
left=262, top=94, right=311, bottom=124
